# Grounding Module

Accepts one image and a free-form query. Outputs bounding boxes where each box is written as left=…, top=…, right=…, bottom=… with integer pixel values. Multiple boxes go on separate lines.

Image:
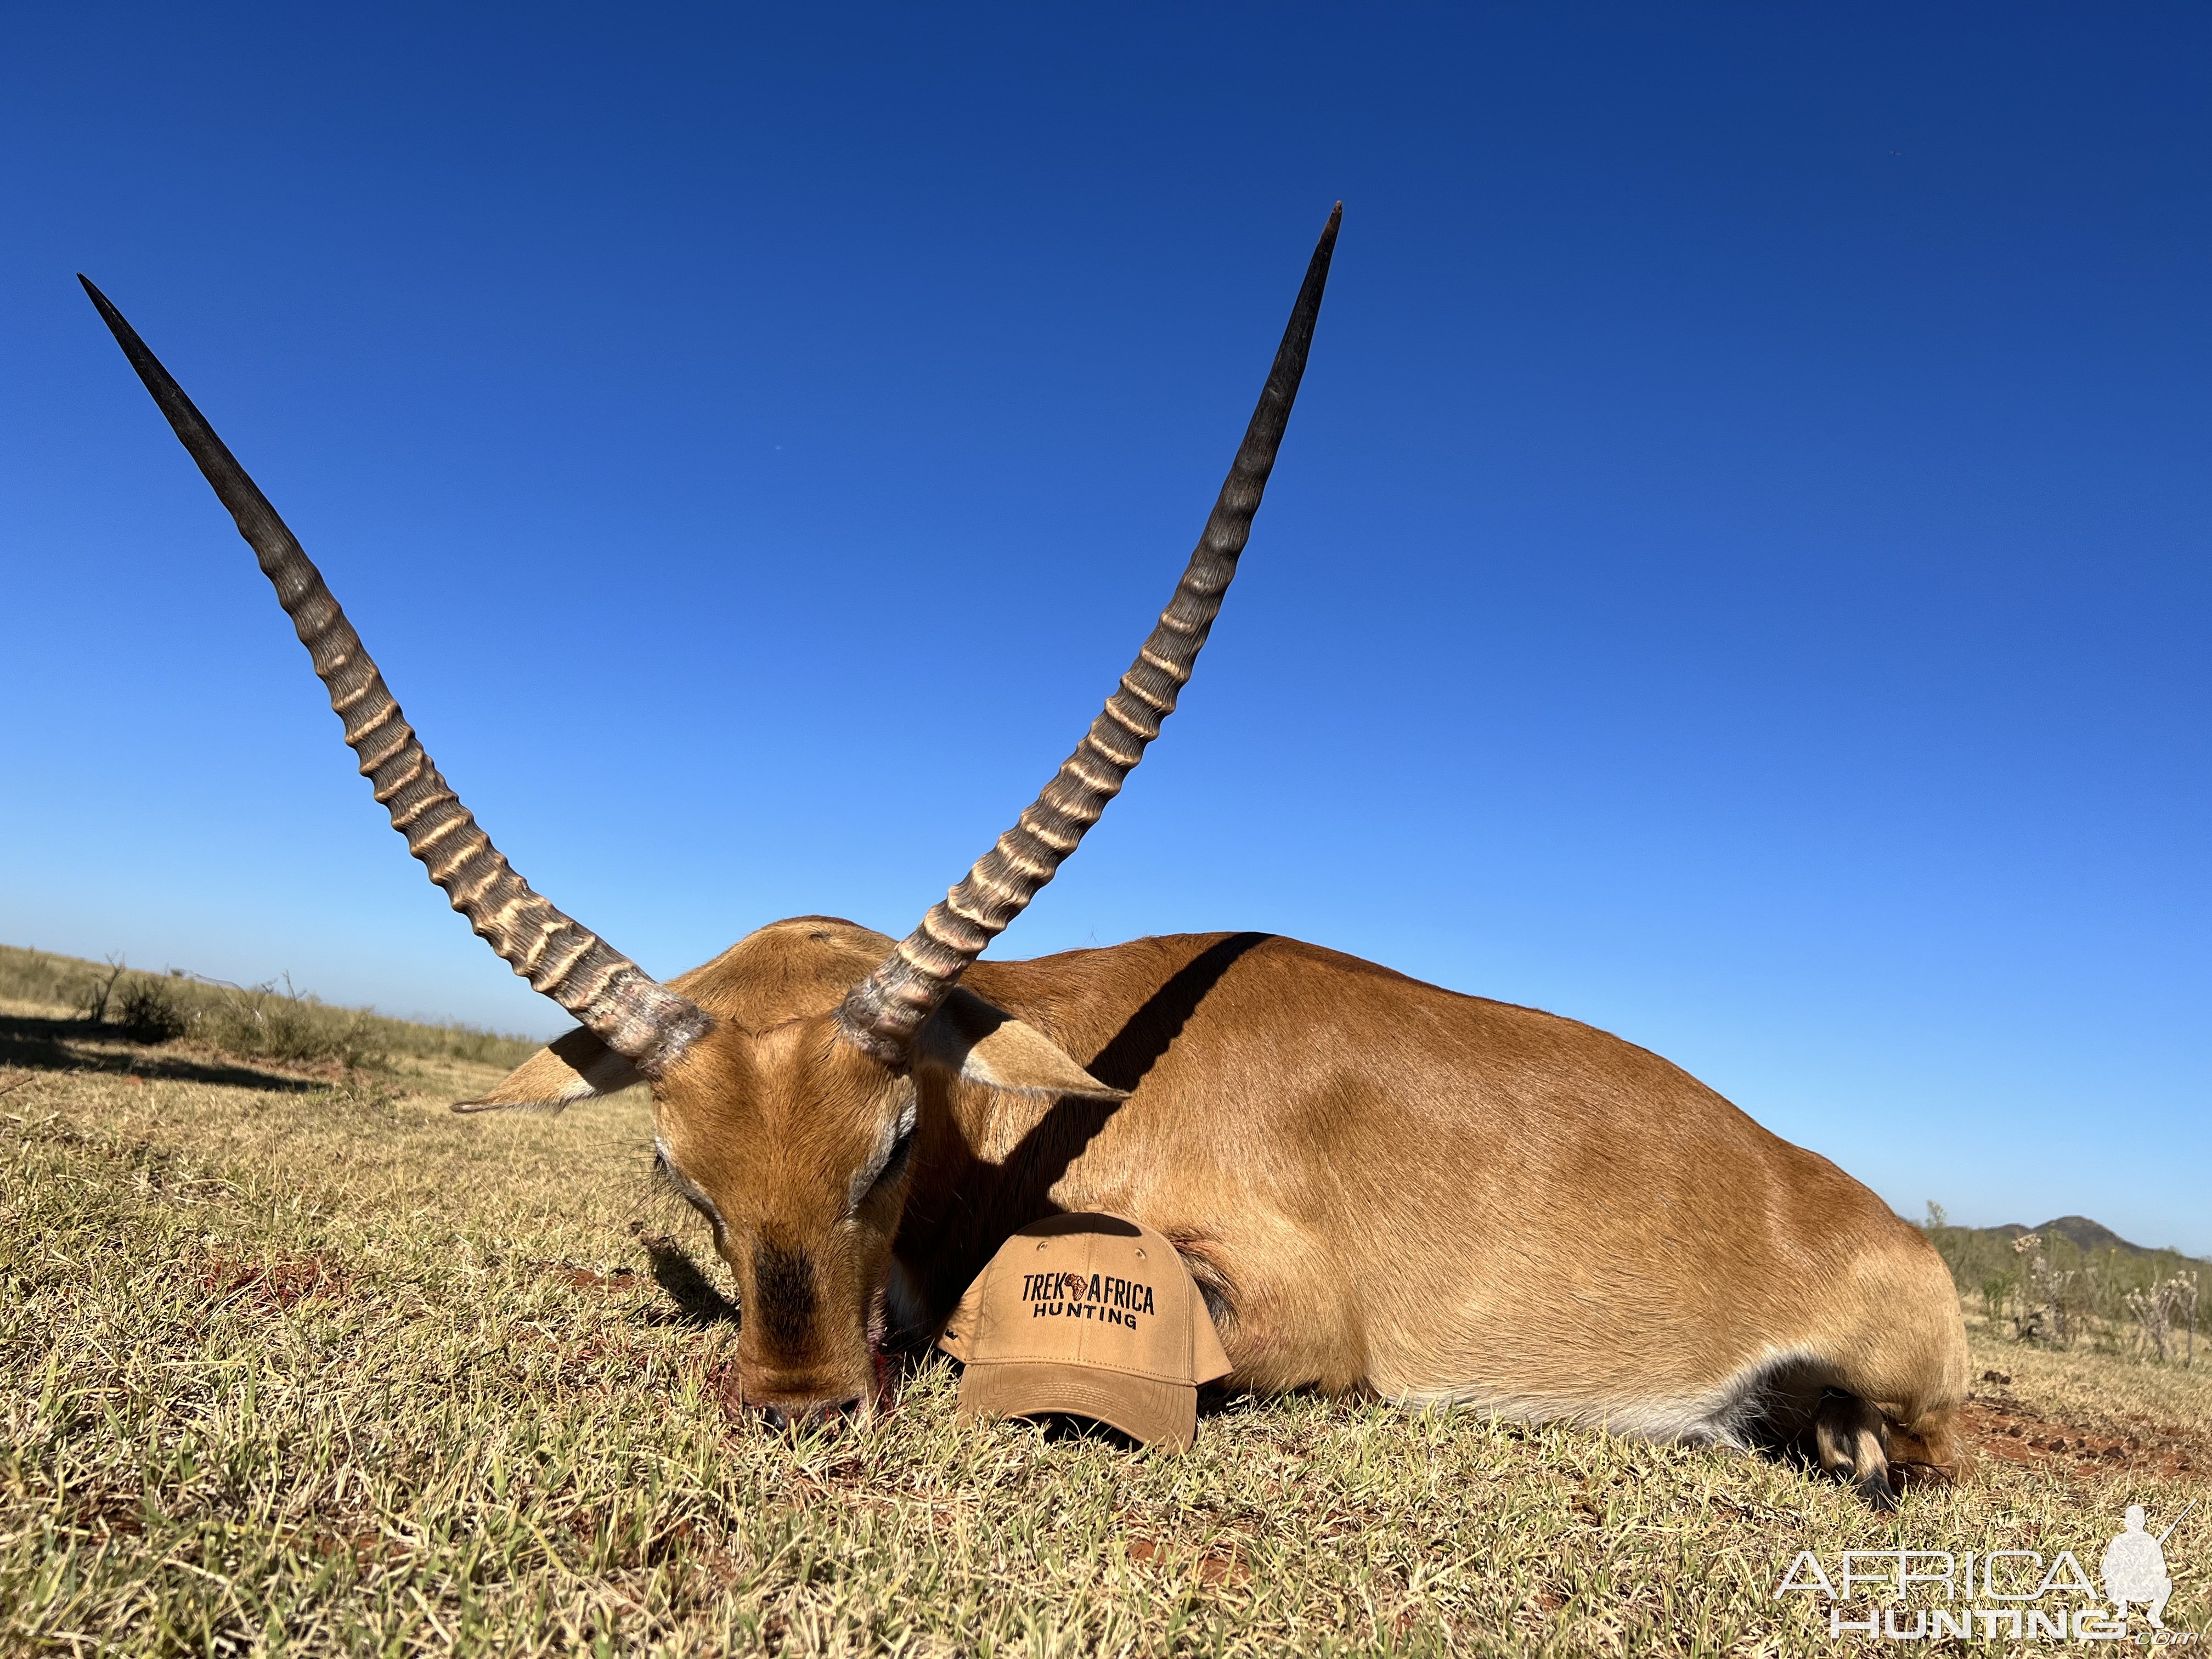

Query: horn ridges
left=838, top=204, right=1342, bottom=1063
left=80, top=276, right=710, bottom=1076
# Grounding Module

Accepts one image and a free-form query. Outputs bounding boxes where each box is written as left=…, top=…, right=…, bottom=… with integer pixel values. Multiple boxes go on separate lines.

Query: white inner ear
left=917, top=988, right=1128, bottom=1101
left=454, top=1026, right=645, bottom=1113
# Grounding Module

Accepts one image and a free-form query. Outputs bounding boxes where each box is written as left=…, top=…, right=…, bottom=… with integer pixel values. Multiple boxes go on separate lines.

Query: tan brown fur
left=490, top=917, right=1970, bottom=1489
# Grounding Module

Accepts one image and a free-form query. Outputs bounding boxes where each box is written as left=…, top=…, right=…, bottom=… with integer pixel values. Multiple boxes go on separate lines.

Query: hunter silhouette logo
left=1773, top=1500, right=2198, bottom=1643
left=2103, top=1501, right=2191, bottom=1630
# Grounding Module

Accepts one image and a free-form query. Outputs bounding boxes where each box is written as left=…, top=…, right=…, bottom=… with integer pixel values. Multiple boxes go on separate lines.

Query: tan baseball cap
left=938, top=1212, right=1233, bottom=1450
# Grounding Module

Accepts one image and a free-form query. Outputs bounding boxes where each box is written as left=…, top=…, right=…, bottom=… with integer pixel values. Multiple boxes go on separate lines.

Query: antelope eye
left=874, top=1120, right=916, bottom=1188
left=653, top=1140, right=726, bottom=1236
left=848, top=1108, right=919, bottom=1216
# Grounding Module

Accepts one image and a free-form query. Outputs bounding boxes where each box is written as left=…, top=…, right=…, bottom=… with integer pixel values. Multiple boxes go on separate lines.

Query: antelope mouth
left=867, top=1280, right=894, bottom=1405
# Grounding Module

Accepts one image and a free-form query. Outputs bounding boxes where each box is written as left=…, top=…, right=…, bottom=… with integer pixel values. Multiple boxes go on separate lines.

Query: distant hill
left=2025, top=1216, right=2160, bottom=1257
left=1948, top=1214, right=2196, bottom=1262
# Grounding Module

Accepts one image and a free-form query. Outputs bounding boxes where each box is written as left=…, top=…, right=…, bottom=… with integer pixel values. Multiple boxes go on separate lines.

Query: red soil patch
left=558, top=1334, right=653, bottom=1387
left=1962, top=1385, right=2203, bottom=1480
left=1126, top=1535, right=1250, bottom=1587
left=309, top=1529, right=400, bottom=1563
left=706, top=1358, right=748, bottom=1423
left=196, top=1252, right=343, bottom=1311
left=547, top=1262, right=639, bottom=1291
left=69, top=1495, right=146, bottom=1538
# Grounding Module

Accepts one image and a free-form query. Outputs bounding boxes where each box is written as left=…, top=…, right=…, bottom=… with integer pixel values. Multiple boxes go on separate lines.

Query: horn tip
left=77, top=274, right=128, bottom=333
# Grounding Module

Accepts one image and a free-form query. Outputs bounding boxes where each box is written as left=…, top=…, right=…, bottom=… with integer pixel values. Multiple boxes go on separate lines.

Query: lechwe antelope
left=84, top=206, right=1966, bottom=1506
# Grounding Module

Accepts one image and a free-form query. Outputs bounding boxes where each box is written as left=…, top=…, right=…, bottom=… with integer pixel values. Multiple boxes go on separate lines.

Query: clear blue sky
left=2, top=5, right=2205, bottom=1252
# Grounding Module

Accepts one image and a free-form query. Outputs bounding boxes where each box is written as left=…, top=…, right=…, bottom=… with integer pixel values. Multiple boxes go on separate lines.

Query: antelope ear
left=917, top=987, right=1127, bottom=1101
left=454, top=1026, right=646, bottom=1113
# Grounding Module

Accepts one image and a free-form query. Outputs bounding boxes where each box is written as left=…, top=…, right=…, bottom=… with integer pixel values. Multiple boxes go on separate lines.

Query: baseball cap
left=938, top=1212, right=1233, bottom=1449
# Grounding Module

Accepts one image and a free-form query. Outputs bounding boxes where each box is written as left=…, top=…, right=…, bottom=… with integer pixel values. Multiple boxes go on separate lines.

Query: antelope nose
left=753, top=1395, right=865, bottom=1432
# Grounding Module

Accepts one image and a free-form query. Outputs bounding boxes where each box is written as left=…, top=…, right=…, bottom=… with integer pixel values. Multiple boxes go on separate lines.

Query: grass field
left=2, top=975, right=2205, bottom=1656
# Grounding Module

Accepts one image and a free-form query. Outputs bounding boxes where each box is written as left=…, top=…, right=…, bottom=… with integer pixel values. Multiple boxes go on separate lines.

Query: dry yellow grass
left=2, top=992, right=2205, bottom=1655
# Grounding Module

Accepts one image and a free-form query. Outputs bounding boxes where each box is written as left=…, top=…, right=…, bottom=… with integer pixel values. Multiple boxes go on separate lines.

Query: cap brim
left=956, top=1362, right=1198, bottom=1451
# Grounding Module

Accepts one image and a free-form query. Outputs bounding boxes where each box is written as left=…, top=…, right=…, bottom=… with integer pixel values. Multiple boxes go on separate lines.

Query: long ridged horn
left=838, top=205, right=1342, bottom=1063
left=80, top=277, right=712, bottom=1075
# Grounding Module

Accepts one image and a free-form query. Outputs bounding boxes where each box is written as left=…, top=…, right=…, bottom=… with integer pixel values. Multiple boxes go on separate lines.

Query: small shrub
left=74, top=956, right=129, bottom=1024
left=1979, top=1273, right=2013, bottom=1323
left=193, top=981, right=390, bottom=1071
left=116, top=979, right=189, bottom=1044
left=2128, top=1271, right=2200, bottom=1368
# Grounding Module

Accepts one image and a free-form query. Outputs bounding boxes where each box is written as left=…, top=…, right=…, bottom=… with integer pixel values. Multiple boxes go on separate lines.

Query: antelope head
left=82, top=206, right=1338, bottom=1423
